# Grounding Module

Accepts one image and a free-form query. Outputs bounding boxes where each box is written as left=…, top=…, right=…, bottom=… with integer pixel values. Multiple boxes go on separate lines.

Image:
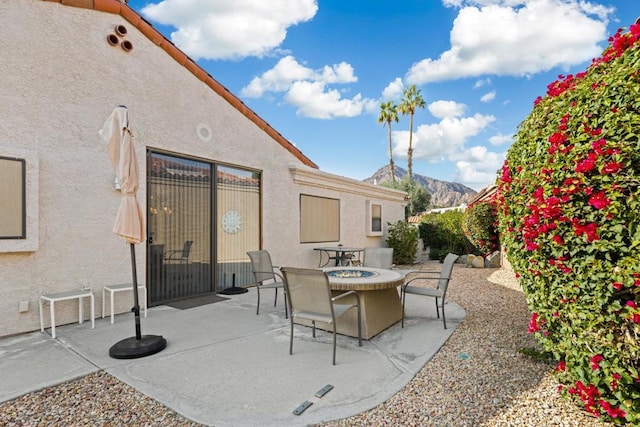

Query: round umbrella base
left=109, top=335, right=167, bottom=359
left=218, top=287, right=248, bottom=295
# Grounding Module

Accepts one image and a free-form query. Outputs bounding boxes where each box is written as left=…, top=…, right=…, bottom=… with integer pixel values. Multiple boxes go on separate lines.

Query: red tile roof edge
left=44, top=0, right=318, bottom=169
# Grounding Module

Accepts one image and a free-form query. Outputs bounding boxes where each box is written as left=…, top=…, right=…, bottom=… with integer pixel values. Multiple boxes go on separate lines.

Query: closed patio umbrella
left=99, top=105, right=166, bottom=359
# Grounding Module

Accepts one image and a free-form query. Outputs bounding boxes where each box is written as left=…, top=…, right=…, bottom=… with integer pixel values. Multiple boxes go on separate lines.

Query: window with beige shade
left=300, top=194, right=340, bottom=243
left=0, top=156, right=26, bottom=239
left=366, top=200, right=383, bottom=236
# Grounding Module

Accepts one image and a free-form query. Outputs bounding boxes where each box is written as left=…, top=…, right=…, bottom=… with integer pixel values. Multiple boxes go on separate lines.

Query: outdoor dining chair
left=280, top=267, right=362, bottom=365
left=247, top=250, right=288, bottom=318
left=362, top=247, right=394, bottom=269
left=401, top=253, right=459, bottom=329
left=164, top=240, right=193, bottom=264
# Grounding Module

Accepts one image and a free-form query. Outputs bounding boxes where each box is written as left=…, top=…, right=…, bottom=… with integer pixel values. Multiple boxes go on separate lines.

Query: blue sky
left=127, top=0, right=637, bottom=191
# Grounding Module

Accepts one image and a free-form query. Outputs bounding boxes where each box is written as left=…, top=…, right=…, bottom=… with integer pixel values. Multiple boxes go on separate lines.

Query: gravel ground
left=0, top=263, right=609, bottom=427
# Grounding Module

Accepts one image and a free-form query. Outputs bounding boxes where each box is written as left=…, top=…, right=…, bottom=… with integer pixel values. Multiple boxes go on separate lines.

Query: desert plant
left=385, top=220, right=418, bottom=265
left=497, top=23, right=640, bottom=423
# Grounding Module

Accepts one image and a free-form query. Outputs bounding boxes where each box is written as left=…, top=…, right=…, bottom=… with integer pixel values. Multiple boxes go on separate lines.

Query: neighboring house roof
left=43, top=0, right=318, bottom=169
left=467, top=184, right=497, bottom=205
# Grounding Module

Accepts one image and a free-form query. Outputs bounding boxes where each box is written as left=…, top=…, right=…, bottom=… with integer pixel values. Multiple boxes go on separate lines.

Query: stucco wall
left=0, top=1, right=406, bottom=337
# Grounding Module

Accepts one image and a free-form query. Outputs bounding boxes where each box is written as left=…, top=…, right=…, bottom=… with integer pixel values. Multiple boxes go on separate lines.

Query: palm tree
left=377, top=101, right=399, bottom=182
left=398, top=84, right=425, bottom=183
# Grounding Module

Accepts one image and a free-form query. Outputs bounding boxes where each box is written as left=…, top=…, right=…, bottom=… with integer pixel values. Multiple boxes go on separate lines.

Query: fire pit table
left=315, top=267, right=408, bottom=339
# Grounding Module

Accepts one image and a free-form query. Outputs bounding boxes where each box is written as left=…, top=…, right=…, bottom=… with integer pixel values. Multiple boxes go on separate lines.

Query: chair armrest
left=332, top=290, right=361, bottom=306
left=253, top=270, right=285, bottom=284
left=402, top=275, right=447, bottom=289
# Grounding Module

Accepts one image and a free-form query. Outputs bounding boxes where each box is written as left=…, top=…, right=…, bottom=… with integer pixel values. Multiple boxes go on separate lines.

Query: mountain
left=363, top=165, right=477, bottom=208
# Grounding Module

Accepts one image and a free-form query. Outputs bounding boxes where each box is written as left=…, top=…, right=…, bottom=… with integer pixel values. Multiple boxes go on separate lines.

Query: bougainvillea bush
left=497, top=24, right=640, bottom=423
left=462, top=197, right=499, bottom=256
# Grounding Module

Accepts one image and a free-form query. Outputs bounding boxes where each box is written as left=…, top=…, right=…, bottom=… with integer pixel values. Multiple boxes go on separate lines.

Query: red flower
left=588, top=191, right=610, bottom=210
left=600, top=400, right=626, bottom=419
left=591, top=138, right=606, bottom=154
left=601, top=162, right=623, bottom=174
left=500, top=164, right=512, bottom=184
left=528, top=312, right=542, bottom=333
left=612, top=282, right=623, bottom=290
left=552, top=235, right=564, bottom=245
left=627, top=301, right=638, bottom=309
left=590, top=354, right=604, bottom=370
left=555, top=361, right=566, bottom=372
left=573, top=220, right=599, bottom=241
left=575, top=153, right=597, bottom=173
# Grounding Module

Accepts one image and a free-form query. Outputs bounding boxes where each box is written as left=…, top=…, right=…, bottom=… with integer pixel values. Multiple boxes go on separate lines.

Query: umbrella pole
left=109, top=243, right=167, bottom=359
left=130, top=243, right=142, bottom=340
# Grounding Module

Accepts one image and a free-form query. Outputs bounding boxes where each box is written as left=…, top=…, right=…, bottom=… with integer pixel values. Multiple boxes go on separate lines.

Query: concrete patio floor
left=0, top=287, right=465, bottom=427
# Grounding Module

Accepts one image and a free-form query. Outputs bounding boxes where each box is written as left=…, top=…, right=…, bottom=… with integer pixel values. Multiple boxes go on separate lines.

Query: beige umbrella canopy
left=99, top=106, right=145, bottom=244
left=99, top=106, right=165, bottom=359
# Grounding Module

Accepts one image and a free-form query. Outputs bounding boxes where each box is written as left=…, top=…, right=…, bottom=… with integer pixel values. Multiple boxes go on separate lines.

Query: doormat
left=165, top=293, right=230, bottom=310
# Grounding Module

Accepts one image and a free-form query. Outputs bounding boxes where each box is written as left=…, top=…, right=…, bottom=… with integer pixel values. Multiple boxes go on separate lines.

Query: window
left=366, top=200, right=383, bottom=236
left=300, top=194, right=339, bottom=243
left=0, top=156, right=26, bottom=239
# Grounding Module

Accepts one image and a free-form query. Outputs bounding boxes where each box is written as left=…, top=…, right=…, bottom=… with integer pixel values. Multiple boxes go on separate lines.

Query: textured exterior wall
left=0, top=0, right=406, bottom=337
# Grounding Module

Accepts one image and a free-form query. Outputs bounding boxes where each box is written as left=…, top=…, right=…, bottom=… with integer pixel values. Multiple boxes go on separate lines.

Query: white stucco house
left=0, top=0, right=407, bottom=338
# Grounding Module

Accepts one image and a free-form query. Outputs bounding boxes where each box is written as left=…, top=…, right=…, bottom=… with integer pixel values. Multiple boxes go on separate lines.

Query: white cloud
left=285, top=81, right=377, bottom=119
left=489, top=132, right=513, bottom=145
left=408, top=0, right=613, bottom=84
left=452, top=146, right=506, bottom=190
left=141, top=0, right=318, bottom=60
left=381, top=78, right=404, bottom=101
left=473, top=78, right=492, bottom=88
left=392, top=112, right=495, bottom=161
left=241, top=56, right=356, bottom=97
left=240, top=55, right=375, bottom=118
left=241, top=56, right=314, bottom=97
left=480, top=91, right=496, bottom=102
left=428, top=100, right=466, bottom=119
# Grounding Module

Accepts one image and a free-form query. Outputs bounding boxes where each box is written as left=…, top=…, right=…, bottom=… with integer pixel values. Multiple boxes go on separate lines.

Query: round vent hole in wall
left=197, top=124, right=212, bottom=142
left=107, top=34, right=119, bottom=46
left=115, top=25, right=128, bottom=37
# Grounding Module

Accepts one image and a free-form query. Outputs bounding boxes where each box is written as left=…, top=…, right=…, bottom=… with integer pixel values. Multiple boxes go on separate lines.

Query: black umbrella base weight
left=109, top=335, right=167, bottom=359
left=218, top=272, right=248, bottom=295
left=218, top=287, right=248, bottom=295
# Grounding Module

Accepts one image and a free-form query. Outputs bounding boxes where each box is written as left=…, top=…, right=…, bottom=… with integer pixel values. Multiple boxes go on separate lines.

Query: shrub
left=497, top=23, right=640, bottom=424
left=419, top=210, right=472, bottom=259
left=385, top=220, right=419, bottom=265
left=383, top=177, right=431, bottom=217
left=462, top=198, right=499, bottom=256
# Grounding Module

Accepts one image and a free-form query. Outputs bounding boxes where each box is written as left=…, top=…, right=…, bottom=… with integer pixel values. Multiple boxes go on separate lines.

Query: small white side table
left=102, top=283, right=147, bottom=324
left=39, top=289, right=95, bottom=339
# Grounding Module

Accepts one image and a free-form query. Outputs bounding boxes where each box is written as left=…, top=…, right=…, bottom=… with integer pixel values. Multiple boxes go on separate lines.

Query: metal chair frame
left=281, top=267, right=362, bottom=365
left=401, top=253, right=459, bottom=329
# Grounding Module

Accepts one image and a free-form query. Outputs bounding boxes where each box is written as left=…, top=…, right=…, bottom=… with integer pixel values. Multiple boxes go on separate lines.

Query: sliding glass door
left=215, top=165, right=261, bottom=290
left=146, top=151, right=261, bottom=304
left=147, top=151, right=212, bottom=304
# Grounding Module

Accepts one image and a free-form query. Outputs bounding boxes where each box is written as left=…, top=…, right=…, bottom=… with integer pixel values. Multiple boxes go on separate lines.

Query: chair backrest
left=438, top=253, right=459, bottom=293
left=363, top=247, right=394, bottom=269
left=281, top=267, right=334, bottom=318
left=182, top=240, right=194, bottom=258
left=247, top=250, right=276, bottom=284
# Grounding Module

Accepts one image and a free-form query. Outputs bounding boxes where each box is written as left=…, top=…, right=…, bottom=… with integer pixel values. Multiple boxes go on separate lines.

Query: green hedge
left=462, top=198, right=499, bottom=256
left=497, top=24, right=640, bottom=423
left=419, top=210, right=472, bottom=260
left=385, top=220, right=418, bottom=265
